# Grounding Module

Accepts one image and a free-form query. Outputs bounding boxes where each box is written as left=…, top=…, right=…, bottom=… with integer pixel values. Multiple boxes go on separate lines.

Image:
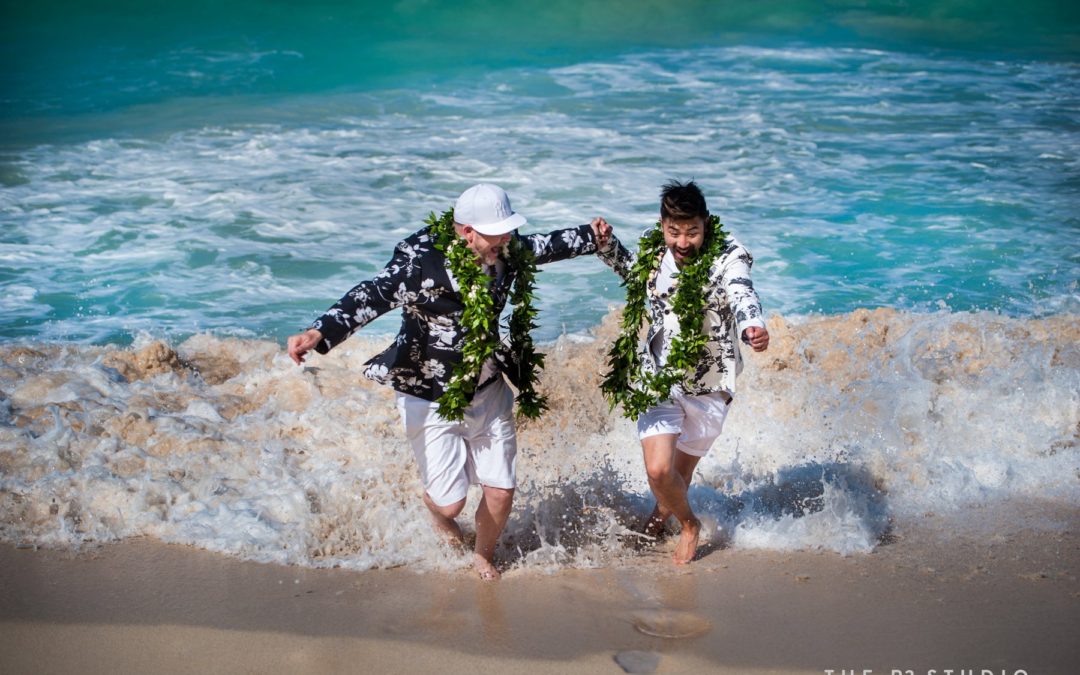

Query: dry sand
left=1, top=502, right=1076, bottom=675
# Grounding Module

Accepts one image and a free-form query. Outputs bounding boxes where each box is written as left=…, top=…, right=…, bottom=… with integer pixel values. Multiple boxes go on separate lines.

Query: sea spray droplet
left=630, top=609, right=711, bottom=638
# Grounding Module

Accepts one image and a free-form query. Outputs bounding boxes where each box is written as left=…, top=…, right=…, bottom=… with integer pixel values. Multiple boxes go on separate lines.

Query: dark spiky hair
left=660, top=179, right=708, bottom=222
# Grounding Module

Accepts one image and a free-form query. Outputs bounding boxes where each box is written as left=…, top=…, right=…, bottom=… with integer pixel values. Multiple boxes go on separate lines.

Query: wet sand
left=2, top=504, right=1076, bottom=674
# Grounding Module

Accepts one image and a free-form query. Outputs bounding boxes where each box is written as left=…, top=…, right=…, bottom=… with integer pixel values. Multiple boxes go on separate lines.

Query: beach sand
left=1, top=502, right=1076, bottom=675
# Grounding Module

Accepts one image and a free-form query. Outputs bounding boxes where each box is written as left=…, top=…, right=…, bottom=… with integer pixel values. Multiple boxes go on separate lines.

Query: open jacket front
left=311, top=223, right=599, bottom=402
left=597, top=232, right=766, bottom=397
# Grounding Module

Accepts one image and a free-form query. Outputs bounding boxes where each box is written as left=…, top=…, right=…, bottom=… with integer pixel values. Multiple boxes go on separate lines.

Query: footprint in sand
left=630, top=609, right=712, bottom=638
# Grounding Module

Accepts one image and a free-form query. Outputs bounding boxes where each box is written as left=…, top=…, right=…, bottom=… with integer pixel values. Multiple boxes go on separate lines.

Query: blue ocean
left=0, top=1, right=1077, bottom=570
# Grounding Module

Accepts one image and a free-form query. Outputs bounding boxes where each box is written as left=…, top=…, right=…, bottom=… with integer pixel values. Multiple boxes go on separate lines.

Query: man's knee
left=482, top=486, right=514, bottom=510
left=644, top=460, right=673, bottom=485
left=425, top=492, right=466, bottom=519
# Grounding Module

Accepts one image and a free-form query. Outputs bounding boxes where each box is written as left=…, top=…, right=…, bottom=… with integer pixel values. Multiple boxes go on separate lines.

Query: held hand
left=590, top=217, right=612, bottom=250
left=287, top=329, right=323, bottom=365
left=743, top=326, right=770, bottom=352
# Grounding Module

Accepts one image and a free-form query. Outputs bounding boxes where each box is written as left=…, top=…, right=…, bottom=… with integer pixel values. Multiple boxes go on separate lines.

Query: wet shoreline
left=2, top=503, right=1076, bottom=674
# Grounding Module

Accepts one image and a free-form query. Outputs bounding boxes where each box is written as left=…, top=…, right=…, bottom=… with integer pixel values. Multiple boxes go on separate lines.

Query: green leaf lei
left=426, top=208, right=548, bottom=421
left=601, top=215, right=727, bottom=420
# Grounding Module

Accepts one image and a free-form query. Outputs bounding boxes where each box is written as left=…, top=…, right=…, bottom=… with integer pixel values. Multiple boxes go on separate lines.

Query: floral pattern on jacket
left=598, top=231, right=766, bottom=396
left=310, top=223, right=600, bottom=402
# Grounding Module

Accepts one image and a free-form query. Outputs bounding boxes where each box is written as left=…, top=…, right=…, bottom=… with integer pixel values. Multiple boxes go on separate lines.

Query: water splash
left=1, top=309, right=1075, bottom=571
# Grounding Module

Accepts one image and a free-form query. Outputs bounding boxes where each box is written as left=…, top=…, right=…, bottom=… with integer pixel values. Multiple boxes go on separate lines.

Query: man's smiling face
left=662, top=216, right=706, bottom=268
left=460, top=224, right=510, bottom=266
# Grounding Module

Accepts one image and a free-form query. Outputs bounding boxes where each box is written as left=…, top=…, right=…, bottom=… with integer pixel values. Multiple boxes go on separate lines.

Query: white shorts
left=636, top=390, right=732, bottom=457
left=395, top=378, right=517, bottom=507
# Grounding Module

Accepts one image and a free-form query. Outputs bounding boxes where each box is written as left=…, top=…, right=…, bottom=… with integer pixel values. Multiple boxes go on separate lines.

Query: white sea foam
left=0, top=310, right=1076, bottom=572
left=3, top=46, right=1076, bottom=342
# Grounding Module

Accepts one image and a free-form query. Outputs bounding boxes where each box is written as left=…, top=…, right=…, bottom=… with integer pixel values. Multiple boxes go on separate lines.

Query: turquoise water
left=1, top=1, right=1078, bottom=343
left=4, top=2, right=1078, bottom=121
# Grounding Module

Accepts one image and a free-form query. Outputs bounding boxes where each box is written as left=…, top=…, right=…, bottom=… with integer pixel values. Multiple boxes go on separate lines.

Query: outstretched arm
left=518, top=222, right=600, bottom=265
left=287, top=240, right=419, bottom=363
left=515, top=216, right=629, bottom=268
left=719, top=244, right=768, bottom=352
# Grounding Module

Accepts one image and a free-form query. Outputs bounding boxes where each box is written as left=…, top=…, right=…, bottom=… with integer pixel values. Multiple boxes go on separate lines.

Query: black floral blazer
left=310, top=223, right=599, bottom=402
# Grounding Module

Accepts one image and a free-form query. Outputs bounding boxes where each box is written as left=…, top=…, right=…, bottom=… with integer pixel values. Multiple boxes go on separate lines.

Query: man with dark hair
left=287, top=183, right=610, bottom=580
left=598, top=179, right=769, bottom=564
left=660, top=178, right=709, bottom=224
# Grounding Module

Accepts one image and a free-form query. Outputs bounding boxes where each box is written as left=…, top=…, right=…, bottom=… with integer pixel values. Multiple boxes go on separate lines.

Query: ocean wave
left=1, top=308, right=1076, bottom=571
left=4, top=46, right=1077, bottom=345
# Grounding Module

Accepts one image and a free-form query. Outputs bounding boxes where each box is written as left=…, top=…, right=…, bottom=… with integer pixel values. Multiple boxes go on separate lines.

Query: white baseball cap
left=453, top=183, right=527, bottom=236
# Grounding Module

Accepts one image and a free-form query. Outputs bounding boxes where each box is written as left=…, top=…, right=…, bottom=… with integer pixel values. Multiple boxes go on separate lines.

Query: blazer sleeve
left=596, top=233, right=635, bottom=282
left=520, top=223, right=600, bottom=265
left=718, top=242, right=766, bottom=339
left=309, top=240, right=418, bottom=354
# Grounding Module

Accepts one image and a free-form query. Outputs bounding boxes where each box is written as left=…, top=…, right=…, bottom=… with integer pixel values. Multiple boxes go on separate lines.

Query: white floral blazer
left=310, top=223, right=600, bottom=402
left=598, top=232, right=766, bottom=397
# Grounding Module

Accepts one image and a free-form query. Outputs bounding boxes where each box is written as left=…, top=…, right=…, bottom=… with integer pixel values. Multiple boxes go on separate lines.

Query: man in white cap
left=287, top=184, right=611, bottom=580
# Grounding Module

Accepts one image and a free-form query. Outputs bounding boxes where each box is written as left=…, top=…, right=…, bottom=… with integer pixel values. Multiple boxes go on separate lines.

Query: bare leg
left=473, top=485, right=514, bottom=581
left=671, top=450, right=704, bottom=563
left=423, top=491, right=466, bottom=551
left=642, top=435, right=702, bottom=565
left=641, top=450, right=702, bottom=540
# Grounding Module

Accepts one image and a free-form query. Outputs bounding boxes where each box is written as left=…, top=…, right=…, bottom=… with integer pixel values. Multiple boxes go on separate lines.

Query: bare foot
left=673, top=518, right=701, bottom=565
left=473, top=554, right=501, bottom=581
